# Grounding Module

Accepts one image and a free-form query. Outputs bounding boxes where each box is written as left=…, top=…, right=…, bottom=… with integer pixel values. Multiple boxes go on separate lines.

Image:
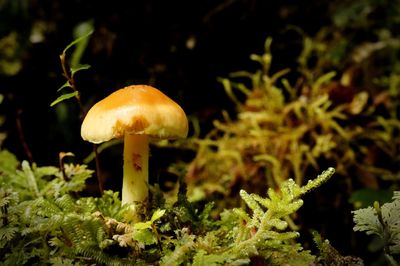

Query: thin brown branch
left=59, top=52, right=86, bottom=121
left=16, top=109, right=33, bottom=163
left=59, top=51, right=103, bottom=193
left=93, top=144, right=104, bottom=193
left=58, top=152, right=70, bottom=181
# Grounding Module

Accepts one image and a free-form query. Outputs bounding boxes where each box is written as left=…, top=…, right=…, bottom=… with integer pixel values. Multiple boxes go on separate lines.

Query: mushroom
left=81, top=85, right=188, bottom=214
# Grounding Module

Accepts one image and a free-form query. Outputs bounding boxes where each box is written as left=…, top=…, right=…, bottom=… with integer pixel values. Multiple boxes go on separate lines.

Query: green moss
left=0, top=148, right=340, bottom=265
left=181, top=37, right=400, bottom=210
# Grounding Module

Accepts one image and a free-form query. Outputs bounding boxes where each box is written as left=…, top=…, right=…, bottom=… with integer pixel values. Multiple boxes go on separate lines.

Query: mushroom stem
left=122, top=133, right=149, bottom=208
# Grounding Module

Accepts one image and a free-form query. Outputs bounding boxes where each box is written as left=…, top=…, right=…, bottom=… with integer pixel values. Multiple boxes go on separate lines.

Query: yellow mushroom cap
left=81, top=85, right=188, bottom=144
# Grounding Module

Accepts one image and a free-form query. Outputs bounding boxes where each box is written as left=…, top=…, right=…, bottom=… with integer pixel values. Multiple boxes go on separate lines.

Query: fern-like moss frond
left=353, top=190, right=400, bottom=264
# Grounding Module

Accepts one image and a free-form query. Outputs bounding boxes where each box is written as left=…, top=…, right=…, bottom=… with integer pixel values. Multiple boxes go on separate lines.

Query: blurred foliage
left=301, top=0, right=400, bottom=76
left=0, top=94, right=5, bottom=146
left=0, top=32, right=22, bottom=76
left=180, top=36, right=400, bottom=210
left=349, top=188, right=394, bottom=209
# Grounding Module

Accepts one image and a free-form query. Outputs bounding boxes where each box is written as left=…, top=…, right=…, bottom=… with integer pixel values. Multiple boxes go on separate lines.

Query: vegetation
left=353, top=191, right=400, bottom=265
left=180, top=35, right=399, bottom=212
left=0, top=147, right=340, bottom=265
left=1, top=0, right=400, bottom=265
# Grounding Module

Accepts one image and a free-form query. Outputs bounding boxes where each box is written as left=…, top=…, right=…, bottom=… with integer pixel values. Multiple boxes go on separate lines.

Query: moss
left=0, top=148, right=341, bottom=265
left=180, top=37, right=399, bottom=211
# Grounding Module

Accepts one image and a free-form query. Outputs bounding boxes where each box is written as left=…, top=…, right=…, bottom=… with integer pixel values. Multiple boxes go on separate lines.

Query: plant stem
left=59, top=52, right=85, bottom=120
left=16, top=109, right=33, bottom=163
left=93, top=144, right=103, bottom=193
left=60, top=51, right=104, bottom=193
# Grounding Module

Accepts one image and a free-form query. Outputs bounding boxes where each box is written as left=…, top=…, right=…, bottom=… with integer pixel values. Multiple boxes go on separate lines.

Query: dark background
left=0, top=0, right=330, bottom=165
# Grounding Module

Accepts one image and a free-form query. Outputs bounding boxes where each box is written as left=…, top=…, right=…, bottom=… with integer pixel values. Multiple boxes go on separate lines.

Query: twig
left=59, top=152, right=70, bottom=181
left=93, top=144, right=104, bottom=193
left=59, top=53, right=85, bottom=120
left=16, top=109, right=33, bottom=163
left=59, top=51, right=104, bottom=194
